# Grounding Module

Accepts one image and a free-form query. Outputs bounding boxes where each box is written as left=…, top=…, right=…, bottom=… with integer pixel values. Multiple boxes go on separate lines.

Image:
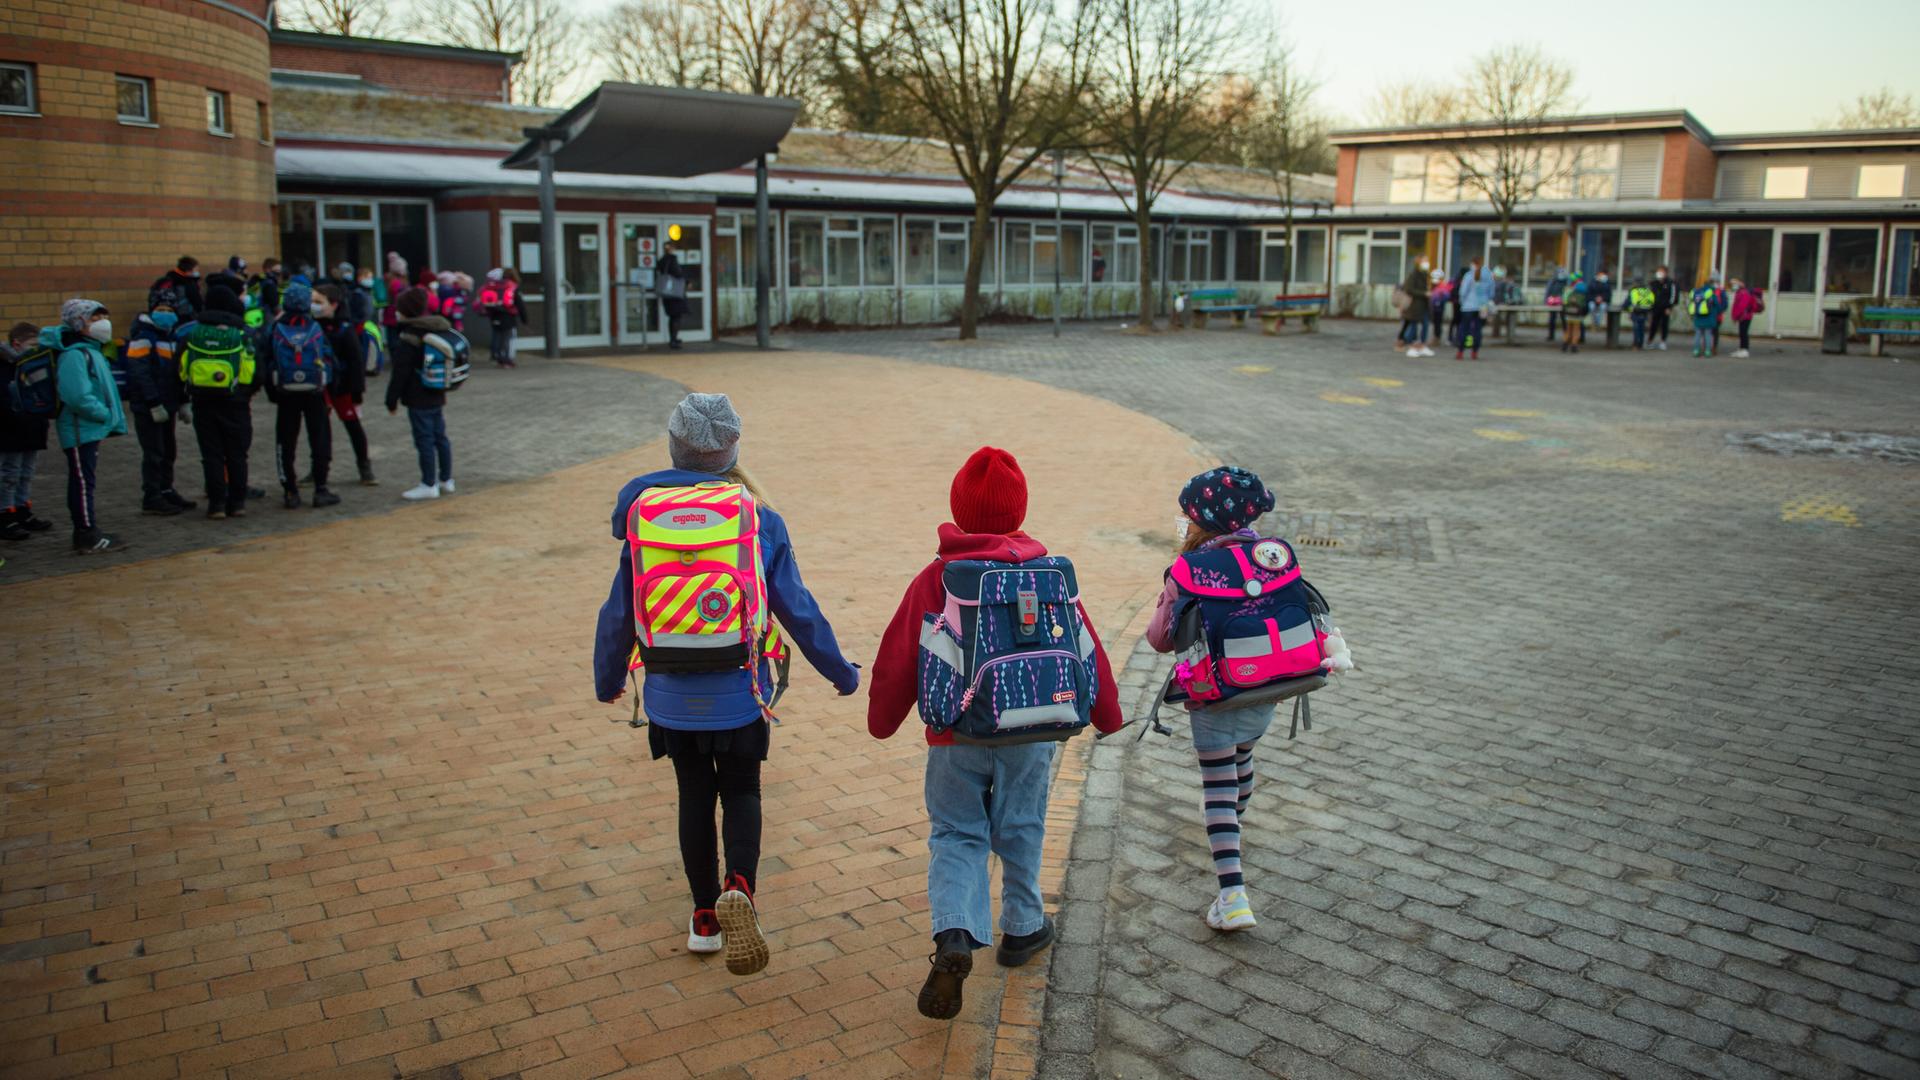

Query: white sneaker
left=1205, top=888, right=1257, bottom=932
left=1732, top=349, right=1749, bottom=358
left=688, top=913, right=722, bottom=955
left=438, top=478, right=456, bottom=494
left=1656, top=341, right=1668, bottom=351
left=401, top=484, right=440, bottom=501
left=1420, top=347, right=1436, bottom=357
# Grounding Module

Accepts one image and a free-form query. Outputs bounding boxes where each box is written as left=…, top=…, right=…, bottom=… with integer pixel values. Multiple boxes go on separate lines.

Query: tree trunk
left=1134, top=198, right=1155, bottom=330
left=960, top=197, right=993, bottom=340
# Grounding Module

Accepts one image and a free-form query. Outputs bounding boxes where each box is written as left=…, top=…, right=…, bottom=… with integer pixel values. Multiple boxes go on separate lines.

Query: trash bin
left=1822, top=305, right=1850, bottom=354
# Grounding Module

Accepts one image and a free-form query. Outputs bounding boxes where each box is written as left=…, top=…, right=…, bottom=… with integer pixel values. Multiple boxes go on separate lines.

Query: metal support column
left=533, top=131, right=563, bottom=359
left=1052, top=151, right=1064, bottom=338
left=755, top=154, right=772, bottom=350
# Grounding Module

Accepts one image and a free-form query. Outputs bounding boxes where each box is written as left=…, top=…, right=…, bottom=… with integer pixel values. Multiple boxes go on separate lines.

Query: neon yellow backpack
left=179, top=323, right=254, bottom=392
left=624, top=481, right=786, bottom=719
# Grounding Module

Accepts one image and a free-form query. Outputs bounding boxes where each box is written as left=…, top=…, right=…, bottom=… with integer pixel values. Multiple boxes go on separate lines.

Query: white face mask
left=311, top=302, right=335, bottom=320
left=1175, top=516, right=1190, bottom=542
left=1655, top=272, right=1666, bottom=280
left=87, top=318, right=112, bottom=343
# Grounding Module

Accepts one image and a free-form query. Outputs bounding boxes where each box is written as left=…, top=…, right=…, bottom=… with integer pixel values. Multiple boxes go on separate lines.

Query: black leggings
left=275, top=396, right=331, bottom=489
left=671, top=750, right=762, bottom=909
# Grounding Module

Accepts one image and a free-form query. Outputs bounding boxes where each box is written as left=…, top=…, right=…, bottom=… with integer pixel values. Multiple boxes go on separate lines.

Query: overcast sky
left=557, top=0, right=1916, bottom=133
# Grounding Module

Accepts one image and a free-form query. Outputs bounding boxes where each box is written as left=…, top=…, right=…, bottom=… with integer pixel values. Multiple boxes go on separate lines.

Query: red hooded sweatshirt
left=867, top=523, right=1126, bottom=744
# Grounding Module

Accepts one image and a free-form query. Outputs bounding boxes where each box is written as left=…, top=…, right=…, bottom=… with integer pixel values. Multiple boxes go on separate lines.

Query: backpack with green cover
left=179, top=322, right=255, bottom=393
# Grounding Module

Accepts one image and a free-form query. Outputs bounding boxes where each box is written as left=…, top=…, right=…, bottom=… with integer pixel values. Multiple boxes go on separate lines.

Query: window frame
left=1857, top=163, right=1904, bottom=200
left=902, top=216, right=985, bottom=288
left=256, top=99, right=272, bottom=144
left=115, top=74, right=154, bottom=125
left=1388, top=153, right=1427, bottom=205
left=0, top=61, right=37, bottom=116
left=205, top=88, right=231, bottom=136
left=1762, top=165, right=1809, bottom=200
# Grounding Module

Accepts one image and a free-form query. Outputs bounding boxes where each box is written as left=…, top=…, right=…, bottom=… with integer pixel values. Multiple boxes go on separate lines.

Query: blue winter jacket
left=1456, top=267, right=1496, bottom=313
left=121, top=314, right=184, bottom=410
left=48, top=327, right=127, bottom=450
left=592, top=468, right=860, bottom=729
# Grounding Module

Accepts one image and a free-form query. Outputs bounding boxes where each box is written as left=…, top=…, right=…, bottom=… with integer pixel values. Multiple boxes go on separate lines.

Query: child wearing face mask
left=1648, top=266, right=1679, bottom=351
left=121, top=300, right=196, bottom=516
left=1588, top=271, right=1613, bottom=334
left=48, top=299, right=129, bottom=553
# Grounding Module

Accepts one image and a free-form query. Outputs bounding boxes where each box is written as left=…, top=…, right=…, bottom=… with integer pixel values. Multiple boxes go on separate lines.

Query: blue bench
left=1260, top=293, right=1329, bottom=334
left=1861, top=307, right=1920, bottom=356
left=1185, top=288, right=1257, bottom=329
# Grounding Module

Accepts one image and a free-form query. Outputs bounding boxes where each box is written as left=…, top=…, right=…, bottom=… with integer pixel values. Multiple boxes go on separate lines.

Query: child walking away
left=1728, top=278, right=1764, bottom=358
left=0, top=322, right=56, bottom=541
left=311, top=285, right=375, bottom=485
left=478, top=269, right=527, bottom=368
left=49, top=300, right=130, bottom=553
left=1560, top=273, right=1589, bottom=353
left=435, top=271, right=471, bottom=332
left=265, top=283, right=340, bottom=509
left=121, top=300, right=195, bottom=515
left=1146, top=468, right=1352, bottom=932
left=1628, top=279, right=1656, bottom=350
left=1690, top=275, right=1727, bottom=357
left=180, top=285, right=262, bottom=519
left=593, top=393, right=859, bottom=975
left=867, top=448, right=1125, bottom=1020
left=387, top=287, right=463, bottom=500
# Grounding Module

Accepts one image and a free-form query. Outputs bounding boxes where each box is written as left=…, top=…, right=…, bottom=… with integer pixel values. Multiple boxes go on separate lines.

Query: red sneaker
left=688, top=909, right=722, bottom=954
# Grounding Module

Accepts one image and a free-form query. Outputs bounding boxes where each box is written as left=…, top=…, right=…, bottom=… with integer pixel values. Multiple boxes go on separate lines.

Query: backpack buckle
left=1016, top=589, right=1039, bottom=641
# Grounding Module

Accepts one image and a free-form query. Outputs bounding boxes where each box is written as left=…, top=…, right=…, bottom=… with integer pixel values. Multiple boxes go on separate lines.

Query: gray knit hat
left=61, top=298, right=107, bottom=333
left=668, top=393, right=742, bottom=474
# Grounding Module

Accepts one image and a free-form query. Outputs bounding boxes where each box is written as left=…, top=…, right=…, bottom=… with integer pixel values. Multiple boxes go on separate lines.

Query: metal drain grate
left=1266, top=511, right=1441, bottom=562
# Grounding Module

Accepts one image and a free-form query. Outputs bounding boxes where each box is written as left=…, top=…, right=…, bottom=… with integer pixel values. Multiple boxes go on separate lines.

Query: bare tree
left=704, top=0, right=822, bottom=99
left=427, top=0, right=583, bottom=106
left=870, top=0, right=1104, bottom=339
left=817, top=0, right=917, bottom=133
left=1238, top=38, right=1328, bottom=300
left=1440, top=44, right=1577, bottom=269
left=594, top=0, right=723, bottom=89
left=1363, top=80, right=1462, bottom=127
left=1084, top=0, right=1250, bottom=330
left=1830, top=87, right=1920, bottom=130
left=281, top=0, right=390, bottom=37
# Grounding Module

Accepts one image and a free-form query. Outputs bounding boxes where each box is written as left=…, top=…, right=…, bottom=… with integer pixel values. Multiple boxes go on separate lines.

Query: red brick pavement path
left=1, top=349, right=1205, bottom=1080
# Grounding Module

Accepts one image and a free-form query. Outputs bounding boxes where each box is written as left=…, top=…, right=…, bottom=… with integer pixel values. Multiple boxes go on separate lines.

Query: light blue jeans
left=925, top=741, right=1057, bottom=947
left=0, top=450, right=38, bottom=509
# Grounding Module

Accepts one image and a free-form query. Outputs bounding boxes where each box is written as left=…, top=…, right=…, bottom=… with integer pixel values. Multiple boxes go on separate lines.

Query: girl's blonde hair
left=723, top=464, right=774, bottom=513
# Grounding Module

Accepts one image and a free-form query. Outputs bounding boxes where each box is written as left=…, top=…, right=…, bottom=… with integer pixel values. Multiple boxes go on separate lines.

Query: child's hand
left=602, top=689, right=624, bottom=704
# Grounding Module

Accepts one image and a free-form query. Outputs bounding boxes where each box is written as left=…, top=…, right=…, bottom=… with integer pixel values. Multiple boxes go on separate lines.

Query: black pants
left=1546, top=309, right=1561, bottom=339
left=275, top=395, right=331, bottom=489
left=671, top=749, right=762, bottom=909
left=192, top=397, right=252, bottom=513
left=131, top=406, right=177, bottom=501
left=1738, top=319, right=1751, bottom=351
left=664, top=299, right=687, bottom=345
left=63, top=441, right=99, bottom=534
left=1650, top=310, right=1671, bottom=342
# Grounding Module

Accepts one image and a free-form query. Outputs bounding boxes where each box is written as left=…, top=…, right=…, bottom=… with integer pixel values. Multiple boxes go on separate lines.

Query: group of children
left=592, top=394, right=1352, bottom=1021
left=1396, top=260, right=1767, bottom=359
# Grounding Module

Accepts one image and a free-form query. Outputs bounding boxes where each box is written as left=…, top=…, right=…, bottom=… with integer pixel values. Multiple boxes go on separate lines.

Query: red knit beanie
left=950, top=447, right=1028, bottom=534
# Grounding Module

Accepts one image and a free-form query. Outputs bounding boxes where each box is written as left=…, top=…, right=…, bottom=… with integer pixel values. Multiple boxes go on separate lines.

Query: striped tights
left=1198, top=742, right=1257, bottom=890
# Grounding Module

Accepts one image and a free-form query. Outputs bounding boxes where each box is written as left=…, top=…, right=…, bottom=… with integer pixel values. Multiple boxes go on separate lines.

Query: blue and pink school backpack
left=268, top=318, right=332, bottom=393
left=917, top=556, right=1097, bottom=744
left=1151, top=536, right=1331, bottom=738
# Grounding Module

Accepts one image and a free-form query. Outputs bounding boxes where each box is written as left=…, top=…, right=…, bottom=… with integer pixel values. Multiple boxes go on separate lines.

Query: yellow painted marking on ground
left=1320, top=391, right=1372, bottom=405
left=1486, top=408, right=1544, bottom=418
left=1472, top=428, right=1529, bottom=442
left=1780, top=496, right=1861, bottom=528
left=1359, top=377, right=1404, bottom=388
left=1235, top=364, right=1273, bottom=374
left=1582, top=457, right=1660, bottom=473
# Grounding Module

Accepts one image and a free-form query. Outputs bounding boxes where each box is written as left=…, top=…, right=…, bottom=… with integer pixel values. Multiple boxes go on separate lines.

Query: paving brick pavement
left=0, top=356, right=687, bottom=583
left=759, top=320, right=1920, bottom=1079
left=0, top=348, right=1205, bottom=1080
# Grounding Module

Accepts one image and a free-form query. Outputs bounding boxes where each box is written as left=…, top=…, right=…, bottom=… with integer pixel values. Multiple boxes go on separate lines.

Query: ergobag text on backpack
left=5, top=341, right=60, bottom=418
left=269, top=319, right=331, bottom=393
left=179, top=323, right=254, bottom=393
left=625, top=482, right=782, bottom=708
left=407, top=329, right=469, bottom=391
left=1152, top=537, right=1331, bottom=738
left=917, top=556, right=1097, bottom=745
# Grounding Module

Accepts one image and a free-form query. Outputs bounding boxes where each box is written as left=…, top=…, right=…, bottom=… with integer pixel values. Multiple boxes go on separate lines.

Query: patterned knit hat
left=61, top=298, right=107, bottom=333
left=281, top=281, right=312, bottom=314
left=1178, top=466, right=1275, bottom=535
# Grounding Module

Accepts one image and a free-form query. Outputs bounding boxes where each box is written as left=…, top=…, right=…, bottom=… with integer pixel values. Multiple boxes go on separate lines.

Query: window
left=716, top=211, right=772, bottom=290
left=1424, top=154, right=1458, bottom=203
left=1262, top=232, right=1289, bottom=281
left=903, top=219, right=977, bottom=287
left=1389, top=153, right=1426, bottom=204
left=323, top=202, right=372, bottom=222
left=1723, top=229, right=1772, bottom=293
left=864, top=218, right=894, bottom=288
left=1572, top=143, right=1620, bottom=200
left=257, top=100, right=271, bottom=143
left=1763, top=166, right=1808, bottom=200
left=826, top=217, right=861, bottom=287
left=1891, top=229, right=1919, bottom=298
left=1292, top=229, right=1327, bottom=284
left=1825, top=229, right=1877, bottom=294
left=1090, top=223, right=1138, bottom=285
left=1858, top=164, right=1904, bottom=199
left=1233, top=230, right=1260, bottom=283
left=205, top=88, right=230, bottom=135
left=1367, top=239, right=1404, bottom=286
left=115, top=75, right=152, bottom=124
left=1668, top=227, right=1711, bottom=288
left=0, top=62, right=35, bottom=114
left=1528, top=229, right=1568, bottom=286
left=1622, top=229, right=1665, bottom=285
left=787, top=217, right=824, bottom=287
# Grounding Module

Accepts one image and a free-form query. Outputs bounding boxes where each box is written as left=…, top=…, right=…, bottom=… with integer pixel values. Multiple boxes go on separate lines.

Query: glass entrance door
left=1773, top=230, right=1823, bottom=337
left=1723, top=227, right=1775, bottom=332
left=616, top=216, right=711, bottom=346
left=500, top=213, right=610, bottom=350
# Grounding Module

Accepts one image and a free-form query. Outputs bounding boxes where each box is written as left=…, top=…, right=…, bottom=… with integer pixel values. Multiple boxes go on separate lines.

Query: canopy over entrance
left=504, top=83, right=800, bottom=355
left=502, top=83, right=799, bottom=177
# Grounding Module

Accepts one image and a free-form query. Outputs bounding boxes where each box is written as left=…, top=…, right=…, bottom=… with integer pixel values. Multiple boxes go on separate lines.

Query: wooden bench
left=1493, top=304, right=1621, bottom=347
left=1185, top=288, right=1257, bottom=329
left=1861, top=307, right=1920, bottom=356
left=1259, top=293, right=1330, bottom=334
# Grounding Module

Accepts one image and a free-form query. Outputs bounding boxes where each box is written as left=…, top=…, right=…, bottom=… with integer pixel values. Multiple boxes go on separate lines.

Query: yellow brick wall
left=0, top=0, right=275, bottom=328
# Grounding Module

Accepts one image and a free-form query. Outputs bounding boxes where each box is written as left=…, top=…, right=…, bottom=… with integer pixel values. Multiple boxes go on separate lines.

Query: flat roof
left=1331, top=111, right=1709, bottom=145
left=269, top=29, right=520, bottom=68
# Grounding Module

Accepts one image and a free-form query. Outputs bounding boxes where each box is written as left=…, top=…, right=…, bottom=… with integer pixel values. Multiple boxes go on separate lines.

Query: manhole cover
left=1266, top=511, right=1441, bottom=562
left=1727, top=430, right=1920, bottom=464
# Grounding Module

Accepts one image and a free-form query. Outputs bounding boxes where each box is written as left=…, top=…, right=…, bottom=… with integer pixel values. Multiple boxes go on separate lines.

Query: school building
left=6, top=9, right=1919, bottom=346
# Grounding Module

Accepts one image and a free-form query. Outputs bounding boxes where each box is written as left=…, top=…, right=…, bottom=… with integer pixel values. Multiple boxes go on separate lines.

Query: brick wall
left=271, top=41, right=508, bottom=104
left=1334, top=147, right=1358, bottom=207
left=1660, top=130, right=1719, bottom=201
left=0, top=0, right=275, bottom=328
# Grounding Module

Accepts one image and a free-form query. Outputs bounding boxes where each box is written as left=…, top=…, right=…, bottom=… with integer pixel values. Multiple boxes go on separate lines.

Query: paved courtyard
left=4, top=318, right=1918, bottom=1079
